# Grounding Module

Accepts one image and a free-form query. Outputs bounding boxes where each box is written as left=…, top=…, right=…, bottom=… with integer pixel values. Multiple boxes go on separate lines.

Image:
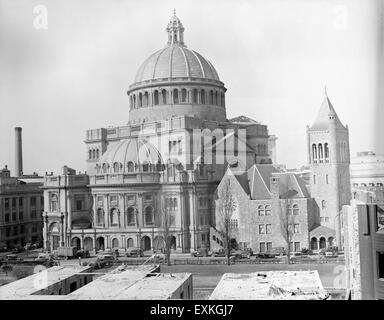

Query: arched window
left=96, top=149, right=99, bottom=159
left=201, top=89, right=206, bottom=104
left=102, top=163, right=107, bottom=173
left=193, top=89, right=198, bottom=103
left=113, top=162, right=119, bottom=173
left=318, top=144, right=323, bottom=163
left=144, top=206, right=154, bottom=225
left=324, top=143, right=329, bottom=162
left=50, top=194, right=59, bottom=212
left=161, top=89, right=167, bottom=104
left=321, top=200, right=326, bottom=210
left=312, top=144, right=318, bottom=163
left=97, top=208, right=104, bottom=226
left=292, top=204, right=299, bottom=215
left=221, top=92, right=225, bottom=107
left=173, top=89, right=179, bottom=104
left=258, top=205, right=265, bottom=216
left=144, top=91, right=149, bottom=107
left=133, top=94, right=136, bottom=108
left=154, top=90, right=159, bottom=105
left=181, top=89, right=187, bottom=103
left=127, top=161, right=134, bottom=172
left=209, top=90, right=214, bottom=104
left=142, top=162, right=149, bottom=172
left=126, top=207, right=135, bottom=226
left=215, top=91, right=218, bottom=105
left=112, top=238, right=119, bottom=249
left=110, top=208, right=119, bottom=226
left=127, top=238, right=134, bottom=248
left=265, top=205, right=271, bottom=216
left=138, top=92, right=143, bottom=107
left=92, top=149, right=95, bottom=159
left=89, top=150, right=92, bottom=160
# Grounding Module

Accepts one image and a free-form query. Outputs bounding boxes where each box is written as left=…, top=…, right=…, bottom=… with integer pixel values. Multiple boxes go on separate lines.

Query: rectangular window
left=20, top=225, right=25, bottom=234
left=6, top=228, right=10, bottom=237
left=266, top=224, right=272, bottom=234
left=259, top=242, right=266, bottom=253
left=19, top=197, right=23, bottom=207
left=12, top=212, right=16, bottom=221
left=4, top=198, right=9, bottom=209
left=266, top=242, right=272, bottom=251
left=201, top=234, right=206, bottom=242
left=259, top=224, right=265, bottom=234
left=19, top=211, right=23, bottom=220
left=97, top=196, right=103, bottom=206
left=76, top=200, right=83, bottom=211
left=377, top=205, right=384, bottom=232
left=313, top=175, right=316, bottom=184
left=144, top=195, right=152, bottom=201
left=13, top=226, right=18, bottom=236
left=127, top=195, right=135, bottom=202
left=294, top=224, right=300, bottom=234
left=378, top=252, right=384, bottom=279
left=31, top=210, right=37, bottom=219
left=5, top=214, right=9, bottom=223
left=32, top=224, right=38, bottom=233
left=294, top=242, right=301, bottom=252
left=12, top=198, right=16, bottom=208
left=110, top=195, right=118, bottom=205
left=30, top=197, right=36, bottom=206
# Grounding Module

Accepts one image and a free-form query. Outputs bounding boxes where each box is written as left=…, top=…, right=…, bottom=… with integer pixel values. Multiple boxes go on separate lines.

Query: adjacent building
left=343, top=201, right=384, bottom=299
left=0, top=128, right=44, bottom=250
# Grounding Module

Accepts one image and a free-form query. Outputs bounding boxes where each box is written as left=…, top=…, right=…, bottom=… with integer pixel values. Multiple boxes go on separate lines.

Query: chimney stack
left=15, top=127, right=23, bottom=177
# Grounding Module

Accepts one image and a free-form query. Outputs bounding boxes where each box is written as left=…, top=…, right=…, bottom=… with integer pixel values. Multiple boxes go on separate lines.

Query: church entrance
left=83, top=237, right=93, bottom=251
left=319, top=237, right=326, bottom=249
left=141, top=236, right=151, bottom=251
left=71, top=237, right=81, bottom=250
left=96, top=237, right=105, bottom=251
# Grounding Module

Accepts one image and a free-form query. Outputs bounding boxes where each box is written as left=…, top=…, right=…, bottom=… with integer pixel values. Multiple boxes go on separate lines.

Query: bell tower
left=166, top=10, right=185, bottom=46
left=307, top=90, right=351, bottom=249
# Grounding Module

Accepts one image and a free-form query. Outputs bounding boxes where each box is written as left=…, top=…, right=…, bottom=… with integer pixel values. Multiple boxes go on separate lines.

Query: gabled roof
left=309, top=95, right=346, bottom=131
left=247, top=165, right=278, bottom=200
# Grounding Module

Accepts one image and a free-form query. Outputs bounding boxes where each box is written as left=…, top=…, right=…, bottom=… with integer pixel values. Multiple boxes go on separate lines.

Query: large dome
left=127, top=12, right=227, bottom=123
left=134, top=46, right=220, bottom=83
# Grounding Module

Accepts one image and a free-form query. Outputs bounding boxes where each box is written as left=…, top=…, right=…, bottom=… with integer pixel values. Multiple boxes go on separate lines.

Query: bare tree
left=216, top=179, right=237, bottom=265
left=158, top=194, right=175, bottom=266
left=279, top=198, right=296, bottom=264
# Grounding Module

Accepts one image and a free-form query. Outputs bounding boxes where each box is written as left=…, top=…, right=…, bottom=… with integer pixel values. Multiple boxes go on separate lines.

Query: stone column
left=119, top=194, right=124, bottom=228
left=105, top=194, right=109, bottom=228
left=189, top=190, right=196, bottom=251
left=92, top=194, right=97, bottom=227
left=137, top=193, right=143, bottom=227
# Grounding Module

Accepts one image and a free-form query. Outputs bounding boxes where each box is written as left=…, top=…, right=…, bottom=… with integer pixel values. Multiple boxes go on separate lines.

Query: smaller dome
left=98, top=138, right=162, bottom=172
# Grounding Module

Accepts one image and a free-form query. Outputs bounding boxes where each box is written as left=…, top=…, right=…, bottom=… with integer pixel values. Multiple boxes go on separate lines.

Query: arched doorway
left=141, top=236, right=151, bottom=251
left=310, top=237, right=318, bottom=250
left=112, top=238, right=119, bottom=249
left=328, top=237, right=334, bottom=248
left=153, top=236, right=164, bottom=252
left=168, top=235, right=176, bottom=250
left=127, top=238, right=134, bottom=248
left=71, top=237, right=81, bottom=250
left=49, top=223, right=60, bottom=250
left=84, top=237, right=93, bottom=251
left=96, top=237, right=105, bottom=251
left=319, top=237, right=326, bottom=249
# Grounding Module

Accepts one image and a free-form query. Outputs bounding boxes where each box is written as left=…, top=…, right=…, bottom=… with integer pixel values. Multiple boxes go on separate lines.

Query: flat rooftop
left=67, top=264, right=161, bottom=300
left=0, top=266, right=90, bottom=300
left=112, top=273, right=192, bottom=300
left=209, top=270, right=329, bottom=300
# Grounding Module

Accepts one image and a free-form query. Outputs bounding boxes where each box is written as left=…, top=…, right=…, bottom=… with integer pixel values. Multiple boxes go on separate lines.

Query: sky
left=0, top=0, right=383, bottom=175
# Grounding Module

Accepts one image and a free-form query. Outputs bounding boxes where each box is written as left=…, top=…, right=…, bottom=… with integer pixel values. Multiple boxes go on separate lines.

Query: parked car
left=191, top=247, right=209, bottom=257
left=325, top=246, right=338, bottom=257
left=210, top=249, right=226, bottom=257
left=34, top=253, right=51, bottom=262
left=5, top=254, right=21, bottom=262
left=126, top=247, right=144, bottom=257
left=97, top=254, right=117, bottom=265
left=301, top=248, right=313, bottom=256
left=75, top=249, right=90, bottom=259
left=230, top=248, right=253, bottom=259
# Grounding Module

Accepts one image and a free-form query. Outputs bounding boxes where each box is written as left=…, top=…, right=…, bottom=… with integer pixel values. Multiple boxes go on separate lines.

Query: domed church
left=42, top=12, right=275, bottom=253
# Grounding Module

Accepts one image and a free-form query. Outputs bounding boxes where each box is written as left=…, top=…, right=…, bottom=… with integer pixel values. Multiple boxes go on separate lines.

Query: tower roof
left=309, top=93, right=346, bottom=131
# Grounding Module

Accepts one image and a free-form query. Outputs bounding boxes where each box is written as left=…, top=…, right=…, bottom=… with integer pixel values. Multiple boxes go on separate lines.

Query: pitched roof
left=229, top=115, right=260, bottom=124
left=309, top=95, right=346, bottom=131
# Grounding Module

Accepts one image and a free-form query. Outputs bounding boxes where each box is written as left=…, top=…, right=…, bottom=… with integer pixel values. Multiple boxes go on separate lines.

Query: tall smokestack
left=15, top=127, right=23, bottom=177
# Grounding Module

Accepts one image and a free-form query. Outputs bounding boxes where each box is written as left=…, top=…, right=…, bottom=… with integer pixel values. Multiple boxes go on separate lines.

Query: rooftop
left=0, top=266, right=90, bottom=300
left=209, top=271, right=329, bottom=300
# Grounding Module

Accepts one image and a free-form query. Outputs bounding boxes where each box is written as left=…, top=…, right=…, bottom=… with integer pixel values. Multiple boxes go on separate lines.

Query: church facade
left=42, top=13, right=274, bottom=253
